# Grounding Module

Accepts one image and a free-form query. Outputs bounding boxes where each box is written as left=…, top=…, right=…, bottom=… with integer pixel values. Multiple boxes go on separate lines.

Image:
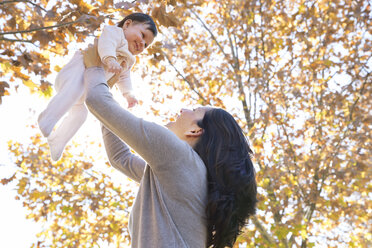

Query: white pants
left=38, top=51, right=88, bottom=160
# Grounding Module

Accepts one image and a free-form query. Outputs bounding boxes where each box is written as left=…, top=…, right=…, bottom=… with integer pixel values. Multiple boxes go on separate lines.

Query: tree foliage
left=145, top=1, right=371, bottom=247
left=1, top=0, right=371, bottom=247
left=5, top=135, right=135, bottom=247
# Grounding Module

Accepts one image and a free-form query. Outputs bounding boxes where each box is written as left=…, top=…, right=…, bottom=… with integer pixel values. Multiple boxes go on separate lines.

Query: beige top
left=98, top=25, right=136, bottom=94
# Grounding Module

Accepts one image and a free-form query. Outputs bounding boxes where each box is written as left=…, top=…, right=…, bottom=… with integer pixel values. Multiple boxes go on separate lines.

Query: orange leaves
left=309, top=59, right=333, bottom=71
left=152, top=5, right=180, bottom=27
left=0, top=173, right=16, bottom=185
left=17, top=177, right=29, bottom=194
left=0, top=1, right=108, bottom=101
left=0, top=81, right=10, bottom=104
left=31, top=30, right=53, bottom=47
left=5, top=135, right=134, bottom=247
left=8, top=17, right=17, bottom=29
left=1, top=0, right=371, bottom=247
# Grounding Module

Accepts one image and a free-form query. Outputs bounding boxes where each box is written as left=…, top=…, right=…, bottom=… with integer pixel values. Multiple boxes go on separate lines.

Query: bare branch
left=349, top=72, right=370, bottom=121
left=224, top=14, right=253, bottom=129
left=0, top=0, right=47, bottom=12
left=0, top=20, right=79, bottom=36
left=0, top=37, right=35, bottom=45
left=252, top=216, right=277, bottom=246
left=189, top=9, right=229, bottom=60
left=162, top=51, right=207, bottom=104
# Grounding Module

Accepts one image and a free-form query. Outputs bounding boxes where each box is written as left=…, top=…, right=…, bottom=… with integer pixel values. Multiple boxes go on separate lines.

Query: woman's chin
left=165, top=122, right=174, bottom=129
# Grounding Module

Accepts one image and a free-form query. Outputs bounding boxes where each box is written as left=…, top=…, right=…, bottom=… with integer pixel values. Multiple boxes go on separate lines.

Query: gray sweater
left=84, top=67, right=208, bottom=248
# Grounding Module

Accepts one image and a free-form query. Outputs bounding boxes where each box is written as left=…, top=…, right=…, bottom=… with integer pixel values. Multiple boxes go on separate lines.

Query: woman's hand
left=82, top=38, right=103, bottom=68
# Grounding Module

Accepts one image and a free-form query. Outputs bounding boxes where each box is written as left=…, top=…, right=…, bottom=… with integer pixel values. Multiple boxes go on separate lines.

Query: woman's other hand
left=82, top=38, right=103, bottom=68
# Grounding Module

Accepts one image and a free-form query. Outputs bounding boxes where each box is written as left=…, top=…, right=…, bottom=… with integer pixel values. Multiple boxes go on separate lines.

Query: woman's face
left=166, top=106, right=213, bottom=141
left=122, top=20, right=155, bottom=55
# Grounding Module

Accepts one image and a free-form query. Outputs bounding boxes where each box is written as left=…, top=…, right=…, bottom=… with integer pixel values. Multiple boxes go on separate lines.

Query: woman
left=83, top=45, right=257, bottom=248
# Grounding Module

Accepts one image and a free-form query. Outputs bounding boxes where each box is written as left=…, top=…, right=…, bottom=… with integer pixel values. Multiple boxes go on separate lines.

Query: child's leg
left=38, top=52, right=85, bottom=137
left=48, top=101, right=88, bottom=161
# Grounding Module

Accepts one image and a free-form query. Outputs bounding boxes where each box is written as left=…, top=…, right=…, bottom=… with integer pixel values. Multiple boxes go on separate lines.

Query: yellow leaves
left=300, top=229, right=308, bottom=239
left=253, top=138, right=264, bottom=154
left=261, top=178, right=270, bottom=188
left=309, top=59, right=333, bottom=71
left=5, top=133, right=136, bottom=245
left=2, top=0, right=371, bottom=247
left=298, top=4, right=306, bottom=14
left=70, top=0, right=95, bottom=12
left=275, top=227, right=289, bottom=240
left=23, top=79, right=38, bottom=93
left=62, top=206, right=73, bottom=214
left=43, top=20, right=56, bottom=27
left=1, top=61, right=12, bottom=74
left=17, top=177, right=28, bottom=194
left=38, top=80, right=53, bottom=98
left=110, top=222, right=120, bottom=232
left=29, top=191, right=49, bottom=201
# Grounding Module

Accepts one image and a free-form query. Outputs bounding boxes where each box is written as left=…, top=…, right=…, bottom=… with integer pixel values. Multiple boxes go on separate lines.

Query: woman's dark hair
left=194, top=108, right=257, bottom=248
left=117, top=13, right=158, bottom=37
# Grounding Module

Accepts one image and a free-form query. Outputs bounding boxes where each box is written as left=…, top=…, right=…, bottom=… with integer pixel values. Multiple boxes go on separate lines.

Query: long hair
left=117, top=12, right=158, bottom=37
left=194, top=108, right=257, bottom=248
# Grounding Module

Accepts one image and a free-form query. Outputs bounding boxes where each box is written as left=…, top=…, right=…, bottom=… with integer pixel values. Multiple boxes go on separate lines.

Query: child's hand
left=120, top=60, right=128, bottom=71
left=124, top=93, right=138, bottom=108
left=103, top=57, right=122, bottom=74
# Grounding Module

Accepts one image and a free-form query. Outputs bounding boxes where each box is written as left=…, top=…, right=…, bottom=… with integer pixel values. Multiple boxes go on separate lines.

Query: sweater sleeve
left=116, top=68, right=132, bottom=95
left=102, top=124, right=145, bottom=182
left=98, top=25, right=123, bottom=62
left=85, top=67, right=190, bottom=171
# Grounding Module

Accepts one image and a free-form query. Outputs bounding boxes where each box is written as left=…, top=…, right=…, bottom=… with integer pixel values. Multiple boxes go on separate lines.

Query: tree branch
left=224, top=15, right=253, bottom=129
left=0, top=20, right=79, bottom=35
left=162, top=51, right=207, bottom=104
left=252, top=216, right=277, bottom=246
left=0, top=37, right=35, bottom=45
left=349, top=72, right=370, bottom=121
left=189, top=9, right=229, bottom=60
left=0, top=0, right=47, bottom=12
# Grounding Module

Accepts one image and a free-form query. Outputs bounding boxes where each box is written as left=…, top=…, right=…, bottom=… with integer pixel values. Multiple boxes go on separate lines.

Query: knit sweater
left=84, top=67, right=208, bottom=248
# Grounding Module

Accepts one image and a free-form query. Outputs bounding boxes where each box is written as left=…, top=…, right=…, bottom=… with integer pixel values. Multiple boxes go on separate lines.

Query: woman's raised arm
left=82, top=46, right=190, bottom=172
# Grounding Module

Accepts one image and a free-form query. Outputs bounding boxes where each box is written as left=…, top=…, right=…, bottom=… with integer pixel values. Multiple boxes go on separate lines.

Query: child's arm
left=98, top=26, right=123, bottom=74
left=116, top=68, right=138, bottom=108
left=103, top=57, right=121, bottom=74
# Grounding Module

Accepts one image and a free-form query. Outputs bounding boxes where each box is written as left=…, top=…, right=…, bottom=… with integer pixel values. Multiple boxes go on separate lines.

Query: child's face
left=122, top=20, right=155, bottom=55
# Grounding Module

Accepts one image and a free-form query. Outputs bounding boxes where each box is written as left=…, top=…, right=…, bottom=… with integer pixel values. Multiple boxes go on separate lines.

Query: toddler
left=38, top=13, right=157, bottom=161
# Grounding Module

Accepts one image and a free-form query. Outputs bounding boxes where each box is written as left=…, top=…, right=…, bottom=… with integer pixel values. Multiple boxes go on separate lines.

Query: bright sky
left=0, top=87, right=45, bottom=247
